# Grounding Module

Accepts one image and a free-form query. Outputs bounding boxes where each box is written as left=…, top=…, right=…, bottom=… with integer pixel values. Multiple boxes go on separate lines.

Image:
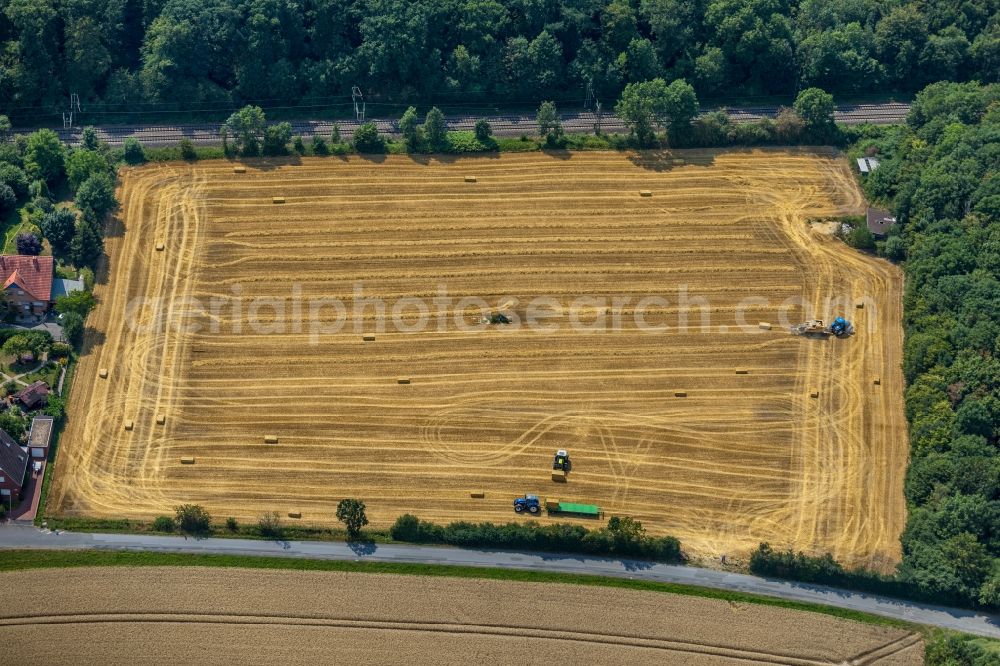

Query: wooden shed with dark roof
left=14, top=381, right=49, bottom=411
left=866, top=207, right=897, bottom=237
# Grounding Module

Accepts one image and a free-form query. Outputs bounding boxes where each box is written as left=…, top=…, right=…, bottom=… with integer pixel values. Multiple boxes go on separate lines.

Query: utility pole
left=594, top=100, right=602, bottom=135
left=351, top=86, right=365, bottom=122
left=62, top=93, right=81, bottom=131
left=584, top=80, right=594, bottom=111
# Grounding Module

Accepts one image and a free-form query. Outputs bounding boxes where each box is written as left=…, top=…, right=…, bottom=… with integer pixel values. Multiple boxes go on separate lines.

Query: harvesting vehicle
left=790, top=317, right=854, bottom=337
left=553, top=449, right=571, bottom=471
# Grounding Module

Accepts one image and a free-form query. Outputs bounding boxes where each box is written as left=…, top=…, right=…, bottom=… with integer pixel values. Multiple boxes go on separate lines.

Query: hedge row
left=390, top=514, right=682, bottom=563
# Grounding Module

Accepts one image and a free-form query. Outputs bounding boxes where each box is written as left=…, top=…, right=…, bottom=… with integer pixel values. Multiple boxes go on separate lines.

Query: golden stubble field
left=0, top=567, right=924, bottom=665
left=50, top=150, right=908, bottom=568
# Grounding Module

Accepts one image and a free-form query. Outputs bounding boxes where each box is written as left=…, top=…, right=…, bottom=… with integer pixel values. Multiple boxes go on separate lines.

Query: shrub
left=79, top=266, right=95, bottom=291
left=292, top=135, right=306, bottom=154
left=257, top=511, right=282, bottom=538
left=55, top=290, right=97, bottom=317
left=352, top=123, right=386, bottom=153
left=15, top=233, right=41, bottom=256
left=0, top=411, right=28, bottom=438
left=43, top=394, right=66, bottom=419
left=0, top=163, right=29, bottom=200
left=847, top=225, right=876, bottom=251
left=225, top=516, right=239, bottom=532
left=0, top=183, right=15, bottom=212
left=728, top=119, right=775, bottom=145
left=774, top=108, right=805, bottom=143
left=311, top=135, right=329, bottom=155
left=174, top=504, right=211, bottom=535
left=65, top=149, right=111, bottom=191
left=39, top=208, right=76, bottom=256
left=445, top=131, right=492, bottom=153
left=152, top=515, right=175, bottom=532
left=122, top=137, right=146, bottom=165
left=389, top=514, right=682, bottom=562
left=80, top=127, right=99, bottom=151
left=883, top=235, right=906, bottom=261
left=689, top=111, right=730, bottom=147
left=263, top=122, right=292, bottom=156
left=49, top=342, right=72, bottom=358
left=749, top=543, right=914, bottom=601
left=474, top=119, right=492, bottom=143
left=179, top=139, right=197, bottom=161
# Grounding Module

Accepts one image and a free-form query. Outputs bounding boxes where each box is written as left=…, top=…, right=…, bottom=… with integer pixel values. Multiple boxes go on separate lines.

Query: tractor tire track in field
left=49, top=149, right=908, bottom=570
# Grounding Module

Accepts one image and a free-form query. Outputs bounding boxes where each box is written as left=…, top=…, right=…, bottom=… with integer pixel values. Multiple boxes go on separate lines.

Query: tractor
left=513, top=494, right=541, bottom=514
left=552, top=449, right=571, bottom=472
left=790, top=316, right=854, bottom=337
left=828, top=316, right=854, bottom=337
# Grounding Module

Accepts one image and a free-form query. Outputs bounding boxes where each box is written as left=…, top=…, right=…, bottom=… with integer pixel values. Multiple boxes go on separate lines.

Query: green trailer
left=545, top=499, right=601, bottom=518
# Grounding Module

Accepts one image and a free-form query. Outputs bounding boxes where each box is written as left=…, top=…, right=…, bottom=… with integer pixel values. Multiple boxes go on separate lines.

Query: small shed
left=51, top=278, right=84, bottom=300
left=857, top=157, right=880, bottom=174
left=27, top=415, right=54, bottom=459
left=866, top=207, right=897, bottom=238
left=14, top=381, right=49, bottom=410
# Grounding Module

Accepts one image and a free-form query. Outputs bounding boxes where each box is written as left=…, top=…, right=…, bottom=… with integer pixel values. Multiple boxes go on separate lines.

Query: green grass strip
left=0, top=548, right=914, bottom=630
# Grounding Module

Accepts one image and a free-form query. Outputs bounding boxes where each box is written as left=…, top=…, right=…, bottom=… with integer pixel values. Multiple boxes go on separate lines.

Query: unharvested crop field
left=51, top=150, right=907, bottom=567
left=0, top=567, right=923, bottom=664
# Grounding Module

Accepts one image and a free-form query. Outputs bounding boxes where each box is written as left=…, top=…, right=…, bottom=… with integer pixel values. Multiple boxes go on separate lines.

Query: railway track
left=18, top=102, right=910, bottom=148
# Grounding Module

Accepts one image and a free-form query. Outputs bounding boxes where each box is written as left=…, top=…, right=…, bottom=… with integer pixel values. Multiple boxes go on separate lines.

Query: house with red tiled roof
left=0, top=255, right=54, bottom=319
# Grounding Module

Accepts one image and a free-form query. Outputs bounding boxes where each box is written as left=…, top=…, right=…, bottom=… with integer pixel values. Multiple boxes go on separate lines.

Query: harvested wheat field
left=0, top=566, right=923, bottom=664
left=50, top=150, right=907, bottom=567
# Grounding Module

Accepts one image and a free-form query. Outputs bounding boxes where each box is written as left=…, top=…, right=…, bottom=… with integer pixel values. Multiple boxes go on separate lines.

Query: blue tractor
left=828, top=316, right=854, bottom=337
left=513, top=494, right=541, bottom=514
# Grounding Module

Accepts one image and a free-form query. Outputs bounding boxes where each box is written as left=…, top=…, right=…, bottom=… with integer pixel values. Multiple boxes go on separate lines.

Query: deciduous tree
left=423, top=107, right=447, bottom=151
left=336, top=498, right=369, bottom=538
left=24, top=130, right=65, bottom=184
left=223, top=106, right=266, bottom=157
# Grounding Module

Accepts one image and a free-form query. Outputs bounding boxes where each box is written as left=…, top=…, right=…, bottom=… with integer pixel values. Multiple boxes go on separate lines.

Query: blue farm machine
left=790, top=317, right=854, bottom=338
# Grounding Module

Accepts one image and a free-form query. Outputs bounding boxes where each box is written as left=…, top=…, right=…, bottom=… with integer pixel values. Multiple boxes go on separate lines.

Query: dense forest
left=863, top=82, right=1000, bottom=609
left=1, top=0, right=999, bottom=121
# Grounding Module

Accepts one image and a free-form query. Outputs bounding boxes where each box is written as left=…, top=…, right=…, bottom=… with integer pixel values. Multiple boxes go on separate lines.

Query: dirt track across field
left=50, top=150, right=908, bottom=568
left=0, top=567, right=923, bottom=665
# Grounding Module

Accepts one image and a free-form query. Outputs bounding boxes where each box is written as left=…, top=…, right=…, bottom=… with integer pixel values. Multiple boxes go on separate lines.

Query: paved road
left=1, top=523, right=996, bottom=639
left=21, top=101, right=910, bottom=148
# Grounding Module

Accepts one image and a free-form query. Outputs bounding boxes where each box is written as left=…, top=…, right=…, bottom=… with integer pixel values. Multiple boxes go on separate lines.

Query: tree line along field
left=2, top=0, right=994, bottom=119
left=49, top=150, right=908, bottom=569
left=0, top=567, right=925, bottom=664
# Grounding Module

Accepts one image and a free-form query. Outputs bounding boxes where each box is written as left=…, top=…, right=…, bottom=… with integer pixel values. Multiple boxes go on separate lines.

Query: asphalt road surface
left=25, top=102, right=911, bottom=147
left=1, top=522, right=996, bottom=639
